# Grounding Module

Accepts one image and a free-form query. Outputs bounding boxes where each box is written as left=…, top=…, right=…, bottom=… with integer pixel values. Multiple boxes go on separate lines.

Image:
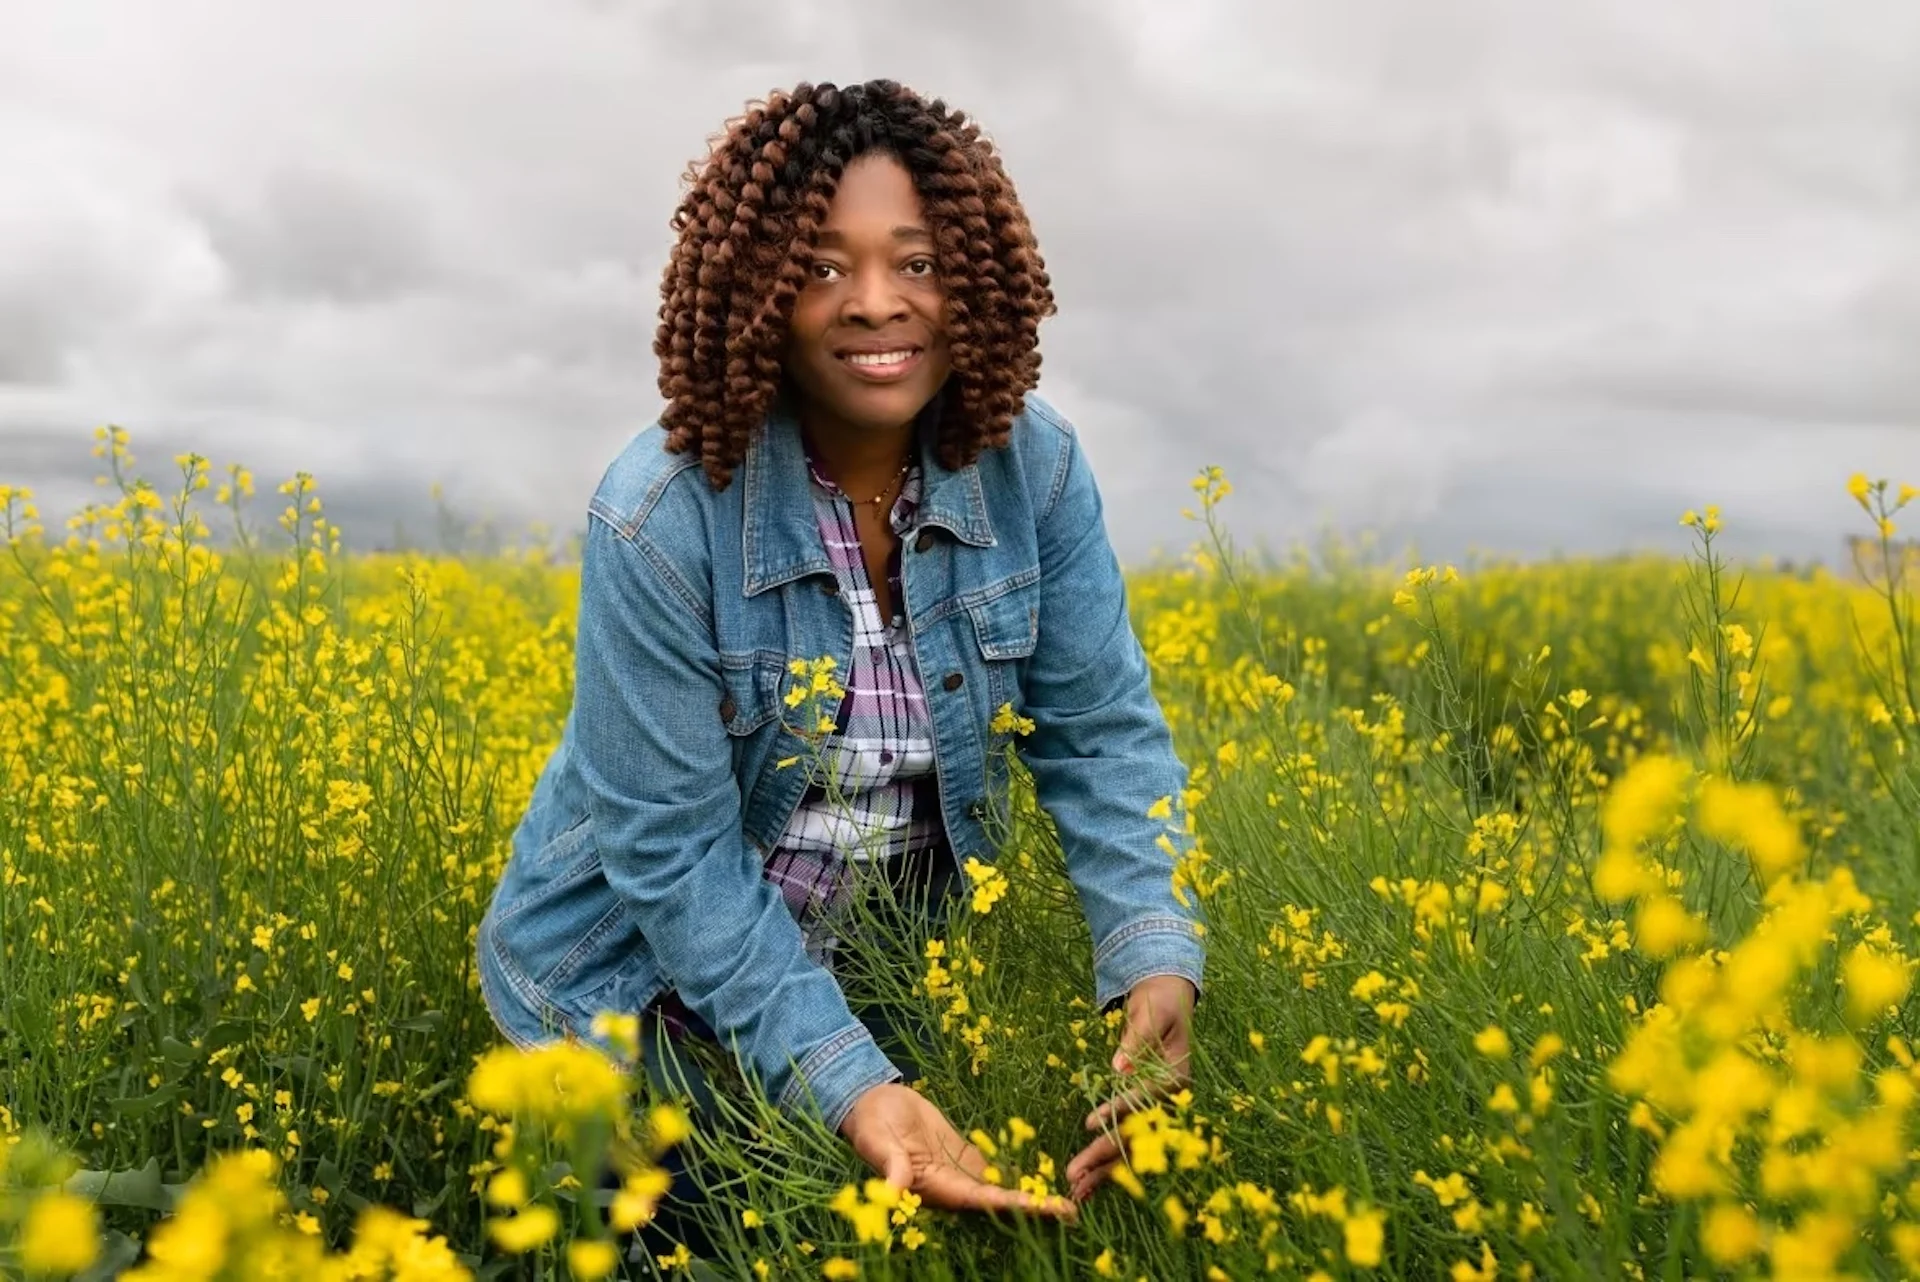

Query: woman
left=475, top=78, right=1204, bottom=1232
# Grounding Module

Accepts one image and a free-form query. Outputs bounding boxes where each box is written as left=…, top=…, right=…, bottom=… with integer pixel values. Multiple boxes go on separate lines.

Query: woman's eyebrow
left=813, top=225, right=935, bottom=247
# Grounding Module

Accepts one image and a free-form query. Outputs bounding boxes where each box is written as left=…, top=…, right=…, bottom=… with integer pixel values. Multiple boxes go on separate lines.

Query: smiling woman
left=474, top=78, right=1206, bottom=1249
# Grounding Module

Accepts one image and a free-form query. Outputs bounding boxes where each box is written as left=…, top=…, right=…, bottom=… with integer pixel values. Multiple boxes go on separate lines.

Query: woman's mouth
left=836, top=347, right=924, bottom=382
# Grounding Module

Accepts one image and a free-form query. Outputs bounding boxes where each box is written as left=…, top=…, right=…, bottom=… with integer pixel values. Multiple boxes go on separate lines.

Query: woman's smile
left=837, top=345, right=926, bottom=382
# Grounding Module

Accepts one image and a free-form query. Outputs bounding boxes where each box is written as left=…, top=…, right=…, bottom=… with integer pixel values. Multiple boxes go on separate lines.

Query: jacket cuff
left=1093, top=915, right=1207, bottom=1014
left=776, top=1021, right=904, bottom=1134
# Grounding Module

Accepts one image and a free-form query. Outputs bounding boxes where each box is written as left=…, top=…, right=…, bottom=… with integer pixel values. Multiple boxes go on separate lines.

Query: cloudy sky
left=4, top=0, right=1918, bottom=566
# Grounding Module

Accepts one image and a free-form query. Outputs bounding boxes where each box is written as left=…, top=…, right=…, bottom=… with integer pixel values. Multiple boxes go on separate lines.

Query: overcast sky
left=4, top=0, right=1919, bottom=566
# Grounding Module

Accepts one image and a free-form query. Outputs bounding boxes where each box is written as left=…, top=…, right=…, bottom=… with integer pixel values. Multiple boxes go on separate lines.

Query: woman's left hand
left=1063, top=974, right=1196, bottom=1203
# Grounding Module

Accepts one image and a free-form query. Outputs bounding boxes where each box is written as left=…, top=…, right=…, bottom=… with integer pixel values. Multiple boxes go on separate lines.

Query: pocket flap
left=968, top=591, right=1038, bottom=661
left=718, top=653, right=784, bottom=736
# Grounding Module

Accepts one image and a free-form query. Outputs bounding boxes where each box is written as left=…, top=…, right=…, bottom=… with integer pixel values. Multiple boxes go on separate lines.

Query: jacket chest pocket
left=967, top=585, right=1038, bottom=715
left=718, top=651, right=787, bottom=737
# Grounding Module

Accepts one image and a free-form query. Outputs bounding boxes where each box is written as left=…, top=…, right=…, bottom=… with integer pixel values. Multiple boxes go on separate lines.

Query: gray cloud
left=4, top=0, right=1920, bottom=569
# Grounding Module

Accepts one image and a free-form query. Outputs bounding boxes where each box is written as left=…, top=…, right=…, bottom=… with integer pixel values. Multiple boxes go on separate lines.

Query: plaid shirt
left=649, top=431, right=952, bottom=1041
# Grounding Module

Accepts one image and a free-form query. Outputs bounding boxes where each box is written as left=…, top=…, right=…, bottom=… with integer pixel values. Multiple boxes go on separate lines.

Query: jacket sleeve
left=570, top=506, right=898, bottom=1132
left=1018, top=421, right=1208, bottom=1013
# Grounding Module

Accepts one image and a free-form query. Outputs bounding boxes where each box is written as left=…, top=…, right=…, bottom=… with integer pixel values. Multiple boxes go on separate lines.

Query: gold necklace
left=860, top=460, right=912, bottom=511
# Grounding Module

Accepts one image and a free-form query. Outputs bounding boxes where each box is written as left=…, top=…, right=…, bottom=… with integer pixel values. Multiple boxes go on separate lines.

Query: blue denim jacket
left=476, top=392, right=1205, bottom=1132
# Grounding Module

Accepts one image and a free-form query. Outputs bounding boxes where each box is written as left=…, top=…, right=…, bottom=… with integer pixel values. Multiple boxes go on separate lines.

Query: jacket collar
left=741, top=391, right=996, bottom=597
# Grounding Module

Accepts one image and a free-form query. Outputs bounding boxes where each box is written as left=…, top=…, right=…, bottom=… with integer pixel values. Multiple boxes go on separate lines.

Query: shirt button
left=914, top=529, right=937, bottom=553
left=942, top=671, right=964, bottom=692
left=879, top=750, right=894, bottom=764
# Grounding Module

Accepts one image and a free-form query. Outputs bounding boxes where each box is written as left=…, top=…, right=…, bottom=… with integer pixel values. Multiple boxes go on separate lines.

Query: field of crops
left=7, top=430, right=1920, bottom=1280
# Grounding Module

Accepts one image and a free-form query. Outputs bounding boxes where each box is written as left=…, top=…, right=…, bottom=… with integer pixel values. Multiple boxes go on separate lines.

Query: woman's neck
left=798, top=409, right=919, bottom=495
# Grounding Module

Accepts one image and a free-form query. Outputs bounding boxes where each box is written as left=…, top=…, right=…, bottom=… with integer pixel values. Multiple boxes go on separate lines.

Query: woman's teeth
left=845, top=350, right=915, bottom=367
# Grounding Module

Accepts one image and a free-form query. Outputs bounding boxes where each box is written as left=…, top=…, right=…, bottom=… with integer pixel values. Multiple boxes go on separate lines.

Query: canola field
left=5, top=431, right=1920, bottom=1280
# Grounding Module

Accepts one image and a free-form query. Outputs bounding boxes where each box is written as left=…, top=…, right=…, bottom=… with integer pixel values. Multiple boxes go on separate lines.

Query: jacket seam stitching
left=1092, top=915, right=1199, bottom=969
left=486, top=932, right=577, bottom=1042
left=540, top=901, right=628, bottom=994
left=777, top=1023, right=876, bottom=1114
left=1026, top=400, right=1075, bottom=525
left=590, top=452, right=702, bottom=542
left=631, top=530, right=713, bottom=629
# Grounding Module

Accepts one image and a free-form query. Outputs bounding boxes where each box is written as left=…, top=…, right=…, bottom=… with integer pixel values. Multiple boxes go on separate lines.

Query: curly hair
left=653, top=79, right=1056, bottom=490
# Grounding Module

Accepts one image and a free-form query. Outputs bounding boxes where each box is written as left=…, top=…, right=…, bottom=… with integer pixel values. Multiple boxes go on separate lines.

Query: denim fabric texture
left=476, top=391, right=1207, bottom=1134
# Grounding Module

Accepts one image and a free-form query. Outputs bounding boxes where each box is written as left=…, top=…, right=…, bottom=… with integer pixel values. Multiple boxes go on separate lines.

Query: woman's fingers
left=883, top=1147, right=913, bottom=1190
left=1063, top=1131, right=1122, bottom=1189
left=1068, top=1158, right=1117, bottom=1205
left=1082, top=1081, right=1159, bottom=1134
left=916, top=1161, right=1077, bottom=1222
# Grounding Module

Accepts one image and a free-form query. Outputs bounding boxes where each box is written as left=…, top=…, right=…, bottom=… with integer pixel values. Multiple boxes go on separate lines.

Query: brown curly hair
left=653, top=79, right=1056, bottom=490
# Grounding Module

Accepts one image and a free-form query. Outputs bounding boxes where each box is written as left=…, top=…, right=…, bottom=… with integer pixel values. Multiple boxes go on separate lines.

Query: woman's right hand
left=839, top=1083, right=1078, bottom=1223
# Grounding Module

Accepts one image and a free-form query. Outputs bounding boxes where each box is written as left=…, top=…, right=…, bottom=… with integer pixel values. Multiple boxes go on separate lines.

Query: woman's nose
left=841, top=268, right=910, bottom=326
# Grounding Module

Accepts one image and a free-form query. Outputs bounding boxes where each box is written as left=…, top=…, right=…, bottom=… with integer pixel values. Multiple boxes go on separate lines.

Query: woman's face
left=783, top=151, right=952, bottom=437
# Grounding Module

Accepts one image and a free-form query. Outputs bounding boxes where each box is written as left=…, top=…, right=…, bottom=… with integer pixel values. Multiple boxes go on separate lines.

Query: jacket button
left=914, top=529, right=937, bottom=553
left=718, top=695, right=737, bottom=723
left=820, top=578, right=840, bottom=596
left=942, top=671, right=964, bottom=692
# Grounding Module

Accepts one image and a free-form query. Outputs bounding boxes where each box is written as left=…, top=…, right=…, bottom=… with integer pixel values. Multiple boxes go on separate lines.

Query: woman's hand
left=1063, top=975, right=1196, bottom=1203
left=840, top=1083, right=1078, bottom=1223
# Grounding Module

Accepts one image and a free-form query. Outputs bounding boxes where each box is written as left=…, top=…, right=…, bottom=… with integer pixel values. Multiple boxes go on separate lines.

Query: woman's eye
left=903, top=258, right=936, bottom=277
left=809, top=261, right=843, bottom=282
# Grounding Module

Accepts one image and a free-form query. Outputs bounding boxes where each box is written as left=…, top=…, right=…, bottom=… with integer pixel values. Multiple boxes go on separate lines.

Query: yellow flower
left=1344, top=1207, right=1386, bottom=1267
left=648, top=1101, right=692, bottom=1151
left=822, top=1258, right=860, bottom=1280
left=963, top=857, right=1009, bottom=914
left=611, top=1167, right=672, bottom=1232
left=567, top=1238, right=620, bottom=1281
left=989, top=701, right=1036, bottom=736
left=829, top=1182, right=894, bottom=1244
left=1701, top=1203, right=1762, bottom=1266
left=1849, top=472, right=1874, bottom=509
left=21, top=1191, right=100, bottom=1275
left=1843, top=944, right=1912, bottom=1025
left=741, top=1208, right=764, bottom=1229
left=1633, top=894, right=1706, bottom=959
left=487, top=1204, right=559, bottom=1253
left=1601, top=755, right=1690, bottom=857
left=485, top=1165, right=529, bottom=1209
left=1472, top=1025, right=1511, bottom=1059
left=1349, top=971, right=1389, bottom=1002
left=590, top=1010, right=641, bottom=1059
left=1528, top=1033, right=1565, bottom=1068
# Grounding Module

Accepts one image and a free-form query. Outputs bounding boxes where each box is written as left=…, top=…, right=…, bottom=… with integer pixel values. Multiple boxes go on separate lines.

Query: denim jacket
left=476, top=392, right=1206, bottom=1133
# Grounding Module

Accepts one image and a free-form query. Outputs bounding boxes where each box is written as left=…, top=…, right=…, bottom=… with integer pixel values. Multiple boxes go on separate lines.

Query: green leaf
left=268, top=1052, right=319, bottom=1087
left=107, top=1084, right=184, bottom=1117
left=392, top=1009, right=446, bottom=1033
left=411, top=1181, right=451, bottom=1219
left=412, top=1076, right=456, bottom=1104
left=74, top=1228, right=144, bottom=1281
left=64, top=1157, right=184, bottom=1212
left=158, top=1035, right=201, bottom=1065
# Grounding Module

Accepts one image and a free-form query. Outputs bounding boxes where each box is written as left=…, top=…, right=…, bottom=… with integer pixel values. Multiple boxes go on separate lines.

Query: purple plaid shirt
left=649, top=431, right=952, bottom=1041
